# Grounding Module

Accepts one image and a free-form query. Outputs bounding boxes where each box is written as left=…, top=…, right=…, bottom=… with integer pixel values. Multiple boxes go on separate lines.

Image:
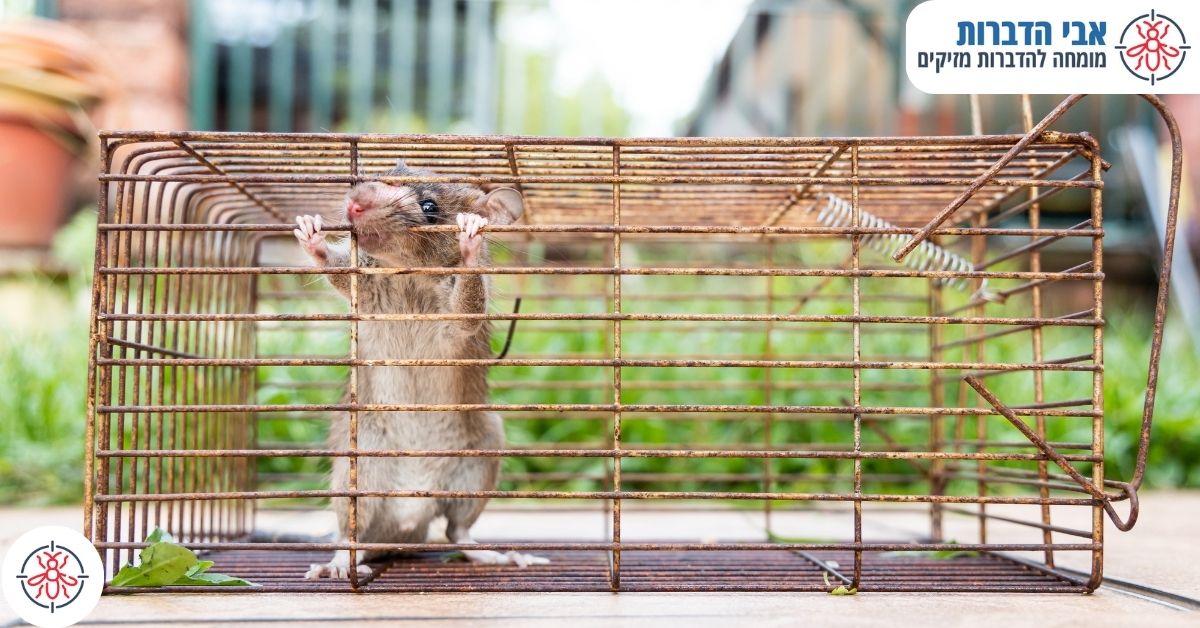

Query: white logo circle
left=2, top=526, right=103, bottom=628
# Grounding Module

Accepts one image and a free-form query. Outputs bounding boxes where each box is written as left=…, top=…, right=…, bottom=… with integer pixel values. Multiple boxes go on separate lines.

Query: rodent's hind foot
left=303, top=560, right=372, bottom=580
left=462, top=549, right=551, bottom=568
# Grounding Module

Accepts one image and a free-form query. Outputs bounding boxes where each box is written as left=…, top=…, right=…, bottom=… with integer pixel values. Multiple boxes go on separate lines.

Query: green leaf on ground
left=109, top=541, right=196, bottom=587
left=145, top=528, right=175, bottom=544
left=108, top=528, right=255, bottom=588
left=186, top=560, right=215, bottom=577
left=829, top=585, right=858, bottom=596
left=172, top=572, right=256, bottom=586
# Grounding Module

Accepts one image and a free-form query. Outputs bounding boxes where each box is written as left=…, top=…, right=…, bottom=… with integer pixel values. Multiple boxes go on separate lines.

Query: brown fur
left=294, top=161, right=538, bottom=577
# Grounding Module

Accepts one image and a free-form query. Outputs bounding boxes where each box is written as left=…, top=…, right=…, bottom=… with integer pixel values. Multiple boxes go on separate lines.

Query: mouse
left=292, top=160, right=548, bottom=579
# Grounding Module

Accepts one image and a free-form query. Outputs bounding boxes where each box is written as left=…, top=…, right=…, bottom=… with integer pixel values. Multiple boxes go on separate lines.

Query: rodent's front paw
left=293, top=214, right=328, bottom=263
left=456, top=212, right=488, bottom=266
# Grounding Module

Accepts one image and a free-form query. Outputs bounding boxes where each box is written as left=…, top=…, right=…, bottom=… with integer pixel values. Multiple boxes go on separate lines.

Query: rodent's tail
left=247, top=530, right=336, bottom=543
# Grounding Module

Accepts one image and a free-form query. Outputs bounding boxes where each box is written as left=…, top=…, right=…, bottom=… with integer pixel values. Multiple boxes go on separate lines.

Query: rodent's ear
left=477, top=188, right=525, bottom=225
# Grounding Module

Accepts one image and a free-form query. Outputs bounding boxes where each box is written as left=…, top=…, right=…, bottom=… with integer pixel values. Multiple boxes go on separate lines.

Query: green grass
left=0, top=211, right=94, bottom=505
left=3, top=218, right=1200, bottom=505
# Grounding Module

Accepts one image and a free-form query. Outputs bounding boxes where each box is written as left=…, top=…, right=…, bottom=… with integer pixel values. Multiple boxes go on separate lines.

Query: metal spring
left=807, top=193, right=994, bottom=297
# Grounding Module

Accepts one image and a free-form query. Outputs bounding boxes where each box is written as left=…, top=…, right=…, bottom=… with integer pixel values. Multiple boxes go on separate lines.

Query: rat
left=293, top=160, right=548, bottom=579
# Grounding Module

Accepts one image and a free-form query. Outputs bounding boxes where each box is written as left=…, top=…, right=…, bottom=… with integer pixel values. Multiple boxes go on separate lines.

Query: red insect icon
left=24, top=550, right=79, bottom=602
left=1125, top=19, right=1181, bottom=72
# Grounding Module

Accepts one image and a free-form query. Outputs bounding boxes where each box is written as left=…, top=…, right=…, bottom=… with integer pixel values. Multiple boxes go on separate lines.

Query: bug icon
left=1116, top=10, right=1191, bottom=84
left=25, top=551, right=80, bottom=603
left=1126, top=19, right=1181, bottom=72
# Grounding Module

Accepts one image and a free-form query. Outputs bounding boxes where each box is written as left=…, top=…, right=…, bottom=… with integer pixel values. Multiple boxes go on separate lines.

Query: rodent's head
left=341, top=160, right=525, bottom=265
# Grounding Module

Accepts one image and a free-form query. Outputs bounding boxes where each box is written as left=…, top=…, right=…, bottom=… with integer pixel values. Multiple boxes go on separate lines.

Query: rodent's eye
left=420, top=199, right=439, bottom=223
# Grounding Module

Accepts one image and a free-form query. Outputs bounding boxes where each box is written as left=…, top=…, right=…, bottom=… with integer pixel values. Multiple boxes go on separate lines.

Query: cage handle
left=1121, top=94, right=1184, bottom=499
left=958, top=95, right=1183, bottom=533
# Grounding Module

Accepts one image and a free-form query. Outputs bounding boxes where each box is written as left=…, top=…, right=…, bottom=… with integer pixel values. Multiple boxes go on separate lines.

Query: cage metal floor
left=150, top=546, right=1086, bottom=594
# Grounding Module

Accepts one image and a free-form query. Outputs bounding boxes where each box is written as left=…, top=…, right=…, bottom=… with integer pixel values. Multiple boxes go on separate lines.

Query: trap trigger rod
left=496, top=297, right=521, bottom=360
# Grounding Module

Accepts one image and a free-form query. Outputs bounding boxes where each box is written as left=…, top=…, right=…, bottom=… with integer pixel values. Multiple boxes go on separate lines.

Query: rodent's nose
left=346, top=199, right=366, bottom=219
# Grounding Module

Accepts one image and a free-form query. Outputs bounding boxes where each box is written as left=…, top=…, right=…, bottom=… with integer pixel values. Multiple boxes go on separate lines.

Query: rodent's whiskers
left=478, top=236, right=518, bottom=257
left=380, top=189, right=421, bottom=213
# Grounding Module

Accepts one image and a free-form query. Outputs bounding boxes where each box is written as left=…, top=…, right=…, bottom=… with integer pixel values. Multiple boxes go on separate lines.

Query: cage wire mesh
left=85, top=94, right=1182, bottom=593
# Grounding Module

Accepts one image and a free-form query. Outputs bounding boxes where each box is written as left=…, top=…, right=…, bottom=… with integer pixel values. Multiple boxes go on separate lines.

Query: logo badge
left=2, top=526, right=103, bottom=628
left=1116, top=9, right=1190, bottom=84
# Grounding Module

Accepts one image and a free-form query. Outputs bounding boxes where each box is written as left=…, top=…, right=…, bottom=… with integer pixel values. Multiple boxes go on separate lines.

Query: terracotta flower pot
left=0, top=119, right=76, bottom=248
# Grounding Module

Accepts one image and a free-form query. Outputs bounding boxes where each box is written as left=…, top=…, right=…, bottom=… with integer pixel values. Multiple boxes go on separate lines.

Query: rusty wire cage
left=85, top=94, right=1183, bottom=594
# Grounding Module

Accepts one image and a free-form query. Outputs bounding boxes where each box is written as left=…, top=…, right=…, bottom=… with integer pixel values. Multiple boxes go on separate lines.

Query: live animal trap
left=86, top=94, right=1182, bottom=593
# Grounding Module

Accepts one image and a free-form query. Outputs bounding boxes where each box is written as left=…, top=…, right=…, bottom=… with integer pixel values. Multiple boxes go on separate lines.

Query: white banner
left=906, top=0, right=1200, bottom=93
